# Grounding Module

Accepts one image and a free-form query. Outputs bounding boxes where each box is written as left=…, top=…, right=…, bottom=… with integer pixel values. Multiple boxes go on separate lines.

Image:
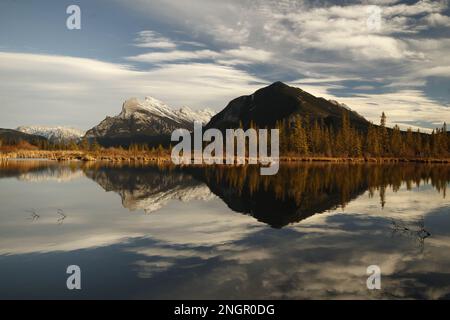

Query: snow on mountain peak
left=176, top=106, right=216, bottom=124
left=16, top=126, right=84, bottom=142
left=86, top=96, right=216, bottom=138
left=120, top=96, right=215, bottom=125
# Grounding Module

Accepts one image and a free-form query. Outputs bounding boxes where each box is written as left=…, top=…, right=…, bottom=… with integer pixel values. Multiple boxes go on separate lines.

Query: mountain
left=189, top=165, right=369, bottom=228
left=85, top=97, right=215, bottom=147
left=205, top=81, right=369, bottom=131
left=0, top=128, right=48, bottom=147
left=84, top=165, right=215, bottom=214
left=16, top=126, right=84, bottom=143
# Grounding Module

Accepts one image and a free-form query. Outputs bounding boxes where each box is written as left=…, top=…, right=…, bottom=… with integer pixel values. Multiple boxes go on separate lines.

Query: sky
left=0, top=0, right=449, bottom=132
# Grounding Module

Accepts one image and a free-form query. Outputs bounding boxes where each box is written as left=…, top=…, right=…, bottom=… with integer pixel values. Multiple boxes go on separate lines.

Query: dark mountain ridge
left=0, top=128, right=48, bottom=147
left=205, top=81, right=370, bottom=131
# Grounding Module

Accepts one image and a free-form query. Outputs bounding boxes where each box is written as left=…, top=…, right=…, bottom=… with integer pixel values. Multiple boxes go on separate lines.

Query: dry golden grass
left=1, top=148, right=449, bottom=164
left=0, top=148, right=172, bottom=163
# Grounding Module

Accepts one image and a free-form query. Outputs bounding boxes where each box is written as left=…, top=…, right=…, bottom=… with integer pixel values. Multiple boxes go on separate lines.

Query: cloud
left=294, top=82, right=450, bottom=131
left=133, top=30, right=177, bottom=49
left=425, top=13, right=450, bottom=27
left=113, top=1, right=450, bottom=130
left=128, top=37, right=273, bottom=66
left=220, top=46, right=273, bottom=65
left=0, top=52, right=266, bottom=129
left=1, top=1, right=449, bottom=131
left=127, top=49, right=221, bottom=63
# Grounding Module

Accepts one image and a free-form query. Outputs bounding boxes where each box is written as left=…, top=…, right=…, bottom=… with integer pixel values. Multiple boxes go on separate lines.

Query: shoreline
left=1, top=150, right=449, bottom=164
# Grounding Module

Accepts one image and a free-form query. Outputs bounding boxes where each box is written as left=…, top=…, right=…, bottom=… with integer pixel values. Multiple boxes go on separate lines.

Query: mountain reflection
left=189, top=164, right=450, bottom=227
left=83, top=163, right=214, bottom=213
left=0, top=160, right=82, bottom=182
left=1, top=160, right=449, bottom=228
left=83, top=162, right=449, bottom=228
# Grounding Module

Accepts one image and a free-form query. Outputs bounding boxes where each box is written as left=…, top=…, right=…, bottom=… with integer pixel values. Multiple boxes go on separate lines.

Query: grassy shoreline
left=1, top=149, right=449, bottom=164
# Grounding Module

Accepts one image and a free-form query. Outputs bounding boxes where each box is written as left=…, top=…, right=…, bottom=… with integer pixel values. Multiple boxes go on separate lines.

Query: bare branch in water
left=25, top=208, right=40, bottom=221
left=57, top=208, right=67, bottom=225
left=391, top=216, right=431, bottom=253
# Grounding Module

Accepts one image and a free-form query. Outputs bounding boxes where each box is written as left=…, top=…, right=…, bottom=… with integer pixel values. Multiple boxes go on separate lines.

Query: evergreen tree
left=366, top=125, right=380, bottom=157
left=79, top=137, right=89, bottom=151
left=291, top=115, right=308, bottom=155
left=90, top=139, right=101, bottom=152
left=380, top=112, right=389, bottom=155
left=405, top=128, right=414, bottom=157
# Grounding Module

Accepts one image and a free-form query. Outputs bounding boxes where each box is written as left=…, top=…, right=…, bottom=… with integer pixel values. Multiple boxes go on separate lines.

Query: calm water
left=0, top=160, right=449, bottom=299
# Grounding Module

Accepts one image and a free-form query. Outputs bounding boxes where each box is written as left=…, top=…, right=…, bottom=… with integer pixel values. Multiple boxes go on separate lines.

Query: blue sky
left=0, top=0, right=449, bottom=131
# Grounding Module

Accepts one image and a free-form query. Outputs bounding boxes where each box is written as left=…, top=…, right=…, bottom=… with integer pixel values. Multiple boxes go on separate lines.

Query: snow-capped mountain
left=17, top=126, right=84, bottom=142
left=85, top=97, right=215, bottom=139
left=85, top=166, right=215, bottom=214
left=121, top=184, right=215, bottom=214
left=19, top=168, right=84, bottom=183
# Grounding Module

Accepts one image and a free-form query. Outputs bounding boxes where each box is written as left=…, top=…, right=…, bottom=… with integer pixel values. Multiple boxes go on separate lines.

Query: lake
left=0, top=160, right=449, bottom=299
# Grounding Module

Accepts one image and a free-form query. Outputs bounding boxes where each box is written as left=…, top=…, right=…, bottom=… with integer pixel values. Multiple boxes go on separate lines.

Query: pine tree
left=276, top=120, right=289, bottom=153
left=79, top=137, right=89, bottom=151
left=405, top=128, right=414, bottom=157
left=352, top=133, right=362, bottom=157
left=291, top=115, right=308, bottom=155
left=90, top=139, right=101, bottom=152
left=336, top=111, right=351, bottom=156
left=68, top=139, right=78, bottom=151
left=366, top=124, right=381, bottom=157
left=324, top=127, right=333, bottom=157
left=311, top=120, right=322, bottom=155
left=380, top=112, right=389, bottom=155
left=443, top=123, right=449, bottom=156
left=390, top=125, right=402, bottom=157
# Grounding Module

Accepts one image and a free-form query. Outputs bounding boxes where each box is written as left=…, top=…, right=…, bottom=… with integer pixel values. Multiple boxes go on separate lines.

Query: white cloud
left=2, top=0, right=450, bottom=131
left=0, top=52, right=265, bottom=130
left=1, top=49, right=448, bottom=132
left=127, top=44, right=273, bottom=66
left=320, top=88, right=450, bottom=131
left=133, top=30, right=177, bottom=49
left=425, top=13, right=450, bottom=27
left=220, top=46, right=273, bottom=64
left=127, top=49, right=220, bottom=63
left=384, top=0, right=448, bottom=17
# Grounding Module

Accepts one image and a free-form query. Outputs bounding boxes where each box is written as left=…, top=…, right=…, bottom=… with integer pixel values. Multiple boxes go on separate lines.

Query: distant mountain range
left=2, top=97, right=215, bottom=148
left=0, top=128, right=48, bottom=147
left=16, top=126, right=84, bottom=142
left=84, top=97, right=215, bottom=147
left=5, top=81, right=443, bottom=150
left=82, top=82, right=372, bottom=147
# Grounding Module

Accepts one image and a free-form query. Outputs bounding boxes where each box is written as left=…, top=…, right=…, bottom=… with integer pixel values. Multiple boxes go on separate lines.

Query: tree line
left=1, top=111, right=449, bottom=158
left=276, top=112, right=449, bottom=158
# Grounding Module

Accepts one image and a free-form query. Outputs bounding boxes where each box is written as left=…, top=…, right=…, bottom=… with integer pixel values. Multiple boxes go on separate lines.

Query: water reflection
left=0, top=160, right=449, bottom=299
left=194, top=164, right=449, bottom=227
left=84, top=164, right=215, bottom=214
left=85, top=162, right=449, bottom=228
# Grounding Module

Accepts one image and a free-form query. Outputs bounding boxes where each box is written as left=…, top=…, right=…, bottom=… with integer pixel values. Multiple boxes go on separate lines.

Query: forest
left=1, top=111, right=449, bottom=160
left=276, top=112, right=449, bottom=158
